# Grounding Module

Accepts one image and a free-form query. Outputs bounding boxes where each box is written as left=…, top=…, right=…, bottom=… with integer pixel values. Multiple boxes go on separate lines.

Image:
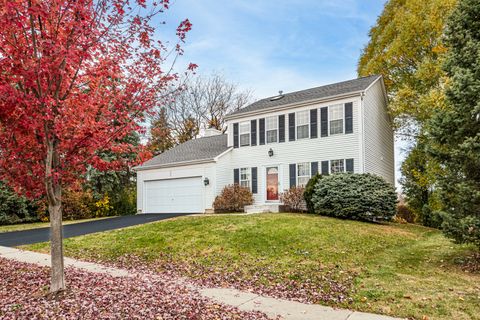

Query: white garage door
left=144, top=177, right=203, bottom=213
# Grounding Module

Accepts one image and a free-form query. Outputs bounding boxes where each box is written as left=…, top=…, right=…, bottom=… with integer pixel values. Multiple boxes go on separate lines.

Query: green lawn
left=0, top=216, right=115, bottom=233
left=24, top=213, right=479, bottom=320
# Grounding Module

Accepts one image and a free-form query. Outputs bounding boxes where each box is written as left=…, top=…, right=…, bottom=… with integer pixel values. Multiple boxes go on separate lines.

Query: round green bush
left=311, top=173, right=397, bottom=222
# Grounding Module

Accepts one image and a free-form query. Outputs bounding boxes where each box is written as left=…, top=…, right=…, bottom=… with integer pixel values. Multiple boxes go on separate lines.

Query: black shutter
left=321, top=161, right=329, bottom=175
left=251, top=119, right=257, bottom=146
left=278, top=115, right=285, bottom=143
left=310, top=109, right=318, bottom=138
left=259, top=118, right=265, bottom=145
left=289, top=163, right=296, bottom=188
left=251, top=167, right=258, bottom=193
left=345, top=102, right=353, bottom=134
left=234, top=168, right=240, bottom=184
left=320, top=107, right=328, bottom=137
left=288, top=113, right=295, bottom=141
left=311, top=161, right=318, bottom=176
left=233, top=123, right=239, bottom=148
left=346, top=158, right=354, bottom=173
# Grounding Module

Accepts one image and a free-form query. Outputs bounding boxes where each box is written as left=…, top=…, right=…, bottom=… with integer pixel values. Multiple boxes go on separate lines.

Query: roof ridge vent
left=270, top=90, right=284, bottom=101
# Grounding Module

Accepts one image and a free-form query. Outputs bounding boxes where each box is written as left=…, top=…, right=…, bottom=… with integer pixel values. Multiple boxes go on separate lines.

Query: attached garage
left=134, top=132, right=231, bottom=214
left=144, top=177, right=203, bottom=213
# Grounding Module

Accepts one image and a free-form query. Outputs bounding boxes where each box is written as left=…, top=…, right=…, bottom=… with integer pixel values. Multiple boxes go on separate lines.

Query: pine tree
left=149, top=108, right=175, bottom=155
left=427, top=0, right=480, bottom=247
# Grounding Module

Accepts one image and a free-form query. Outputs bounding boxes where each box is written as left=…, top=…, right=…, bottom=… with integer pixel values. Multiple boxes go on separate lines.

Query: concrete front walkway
left=0, top=246, right=403, bottom=320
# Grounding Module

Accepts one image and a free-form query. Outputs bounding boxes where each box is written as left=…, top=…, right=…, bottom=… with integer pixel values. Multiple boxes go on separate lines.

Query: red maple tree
left=0, top=0, right=195, bottom=292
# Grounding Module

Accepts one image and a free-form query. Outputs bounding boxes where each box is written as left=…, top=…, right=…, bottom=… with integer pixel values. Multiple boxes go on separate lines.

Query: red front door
left=266, top=167, right=279, bottom=201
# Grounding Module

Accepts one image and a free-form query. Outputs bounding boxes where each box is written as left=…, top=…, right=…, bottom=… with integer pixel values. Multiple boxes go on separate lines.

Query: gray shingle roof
left=229, top=75, right=381, bottom=117
left=137, top=134, right=229, bottom=169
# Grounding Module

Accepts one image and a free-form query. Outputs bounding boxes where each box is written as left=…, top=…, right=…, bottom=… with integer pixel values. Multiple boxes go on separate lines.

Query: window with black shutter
left=259, top=118, right=265, bottom=145
left=345, top=102, right=353, bottom=134
left=321, top=160, right=329, bottom=175
left=233, top=123, right=239, bottom=148
left=278, top=115, right=285, bottom=142
left=251, top=167, right=258, bottom=193
left=346, top=158, right=354, bottom=173
left=251, top=119, right=257, bottom=146
left=310, top=109, right=318, bottom=138
left=288, top=113, right=295, bottom=141
left=311, top=161, right=318, bottom=176
left=289, top=163, right=296, bottom=188
left=320, top=107, right=328, bottom=137
left=234, top=168, right=240, bottom=184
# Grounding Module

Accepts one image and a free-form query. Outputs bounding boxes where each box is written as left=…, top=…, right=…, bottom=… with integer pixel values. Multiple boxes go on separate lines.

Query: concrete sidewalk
left=0, top=246, right=402, bottom=320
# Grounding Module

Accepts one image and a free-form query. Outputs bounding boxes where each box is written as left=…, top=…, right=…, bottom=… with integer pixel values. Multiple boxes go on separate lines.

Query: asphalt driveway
left=0, top=213, right=190, bottom=247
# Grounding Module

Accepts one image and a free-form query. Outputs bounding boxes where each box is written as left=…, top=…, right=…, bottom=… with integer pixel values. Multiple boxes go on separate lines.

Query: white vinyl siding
left=297, top=162, right=310, bottom=187
left=266, top=116, right=278, bottom=143
left=240, top=167, right=251, bottom=189
left=330, top=159, right=345, bottom=173
left=296, top=110, right=309, bottom=139
left=329, top=104, right=344, bottom=135
left=239, top=122, right=250, bottom=146
left=363, top=79, right=395, bottom=185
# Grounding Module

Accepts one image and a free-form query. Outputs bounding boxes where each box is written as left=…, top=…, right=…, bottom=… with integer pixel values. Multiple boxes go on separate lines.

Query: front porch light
left=203, top=177, right=210, bottom=186
left=268, top=148, right=274, bottom=157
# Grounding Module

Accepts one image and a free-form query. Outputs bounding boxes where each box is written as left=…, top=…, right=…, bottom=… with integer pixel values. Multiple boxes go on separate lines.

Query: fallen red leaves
left=0, top=258, right=271, bottom=320
left=92, top=253, right=356, bottom=306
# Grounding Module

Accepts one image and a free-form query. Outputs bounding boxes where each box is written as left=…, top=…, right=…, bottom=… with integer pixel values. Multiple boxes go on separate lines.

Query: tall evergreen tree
left=149, top=107, right=174, bottom=155
left=427, top=0, right=480, bottom=247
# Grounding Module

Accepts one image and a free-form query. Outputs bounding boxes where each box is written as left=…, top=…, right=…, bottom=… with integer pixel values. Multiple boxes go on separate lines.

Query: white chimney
left=204, top=128, right=222, bottom=137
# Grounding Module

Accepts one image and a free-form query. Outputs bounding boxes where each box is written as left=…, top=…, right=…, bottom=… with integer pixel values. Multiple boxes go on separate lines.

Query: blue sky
left=155, top=0, right=405, bottom=186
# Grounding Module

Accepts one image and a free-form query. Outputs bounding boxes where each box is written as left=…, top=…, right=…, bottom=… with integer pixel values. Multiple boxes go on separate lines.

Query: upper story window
left=329, top=104, right=344, bottom=135
left=297, top=162, right=311, bottom=187
left=266, top=116, right=278, bottom=143
left=296, top=110, right=309, bottom=139
left=240, top=167, right=251, bottom=189
left=330, top=159, right=345, bottom=173
left=239, top=122, right=250, bottom=146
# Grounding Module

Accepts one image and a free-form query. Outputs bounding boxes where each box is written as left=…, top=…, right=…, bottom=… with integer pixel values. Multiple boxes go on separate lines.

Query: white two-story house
left=135, top=75, right=394, bottom=214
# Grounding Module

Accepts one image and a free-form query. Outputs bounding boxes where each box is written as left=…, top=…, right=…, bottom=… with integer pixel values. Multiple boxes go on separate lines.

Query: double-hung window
left=329, top=104, right=344, bottom=135
left=239, top=122, right=250, bottom=146
left=240, top=168, right=251, bottom=189
left=330, top=159, right=345, bottom=173
left=266, top=116, right=278, bottom=143
left=297, top=162, right=311, bottom=187
left=296, top=110, right=309, bottom=139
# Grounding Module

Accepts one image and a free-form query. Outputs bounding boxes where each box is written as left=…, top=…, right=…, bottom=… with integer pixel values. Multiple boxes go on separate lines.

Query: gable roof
left=136, top=134, right=229, bottom=170
left=228, top=75, right=381, bottom=118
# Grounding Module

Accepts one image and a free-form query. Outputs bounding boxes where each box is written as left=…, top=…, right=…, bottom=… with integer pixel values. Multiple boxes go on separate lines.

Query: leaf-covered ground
left=25, top=213, right=480, bottom=320
left=0, top=258, right=271, bottom=320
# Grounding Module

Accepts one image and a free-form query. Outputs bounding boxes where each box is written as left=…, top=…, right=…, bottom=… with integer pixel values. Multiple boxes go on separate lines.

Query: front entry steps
left=244, top=204, right=283, bottom=213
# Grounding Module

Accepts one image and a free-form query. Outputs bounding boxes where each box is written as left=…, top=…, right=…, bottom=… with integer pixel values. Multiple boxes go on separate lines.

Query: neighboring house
left=134, top=75, right=394, bottom=213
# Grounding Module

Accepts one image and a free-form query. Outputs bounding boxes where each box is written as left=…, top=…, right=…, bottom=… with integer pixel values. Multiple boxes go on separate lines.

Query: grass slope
left=24, top=213, right=479, bottom=320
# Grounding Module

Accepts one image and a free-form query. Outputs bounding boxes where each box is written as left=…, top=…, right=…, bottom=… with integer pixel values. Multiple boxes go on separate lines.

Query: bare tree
left=162, top=72, right=253, bottom=140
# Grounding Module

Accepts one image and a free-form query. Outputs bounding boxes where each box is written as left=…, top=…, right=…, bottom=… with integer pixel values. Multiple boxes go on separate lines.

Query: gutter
left=225, top=90, right=364, bottom=121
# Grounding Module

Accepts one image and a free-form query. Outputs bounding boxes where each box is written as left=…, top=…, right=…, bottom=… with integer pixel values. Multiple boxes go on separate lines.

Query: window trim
left=240, top=167, right=251, bottom=189
left=296, top=162, right=311, bottom=187
left=239, top=121, right=251, bottom=147
left=296, top=110, right=310, bottom=140
left=266, top=116, right=278, bottom=144
left=328, top=104, right=345, bottom=136
left=330, top=159, right=345, bottom=174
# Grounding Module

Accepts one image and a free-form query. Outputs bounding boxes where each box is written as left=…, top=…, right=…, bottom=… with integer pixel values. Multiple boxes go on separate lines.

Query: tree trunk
left=45, top=140, right=65, bottom=293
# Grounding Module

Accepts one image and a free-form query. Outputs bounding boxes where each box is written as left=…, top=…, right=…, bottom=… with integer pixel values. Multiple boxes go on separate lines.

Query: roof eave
left=225, top=90, right=364, bottom=121
left=133, top=158, right=216, bottom=171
